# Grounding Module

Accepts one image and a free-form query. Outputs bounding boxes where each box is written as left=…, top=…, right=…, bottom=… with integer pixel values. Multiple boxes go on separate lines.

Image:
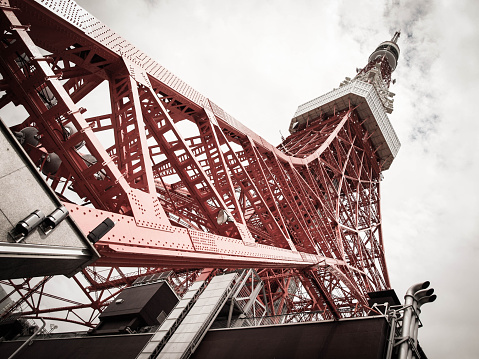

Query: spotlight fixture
left=63, top=123, right=85, bottom=150
left=41, top=152, right=62, bottom=175
left=11, top=210, right=45, bottom=241
left=41, top=206, right=69, bottom=234
left=217, top=209, right=233, bottom=225
left=20, top=127, right=40, bottom=146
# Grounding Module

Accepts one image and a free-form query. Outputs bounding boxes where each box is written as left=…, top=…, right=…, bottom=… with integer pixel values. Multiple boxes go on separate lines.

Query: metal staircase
left=136, top=272, right=239, bottom=359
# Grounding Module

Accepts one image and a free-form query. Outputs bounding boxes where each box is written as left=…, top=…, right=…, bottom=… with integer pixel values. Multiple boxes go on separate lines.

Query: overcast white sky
left=6, top=0, right=479, bottom=357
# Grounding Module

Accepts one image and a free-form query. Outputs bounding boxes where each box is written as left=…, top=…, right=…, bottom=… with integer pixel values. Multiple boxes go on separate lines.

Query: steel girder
left=0, top=0, right=391, bottom=326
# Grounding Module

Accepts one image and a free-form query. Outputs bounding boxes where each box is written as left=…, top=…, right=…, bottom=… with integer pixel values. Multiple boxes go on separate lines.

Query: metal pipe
left=418, top=294, right=437, bottom=308
left=406, top=302, right=419, bottom=359
left=405, top=281, right=430, bottom=297
left=406, top=289, right=434, bottom=359
left=406, top=291, right=436, bottom=359
left=414, top=288, right=434, bottom=300
left=398, top=282, right=429, bottom=359
left=412, top=294, right=437, bottom=346
left=385, top=309, right=397, bottom=359
left=8, top=318, right=46, bottom=359
left=407, top=304, right=423, bottom=359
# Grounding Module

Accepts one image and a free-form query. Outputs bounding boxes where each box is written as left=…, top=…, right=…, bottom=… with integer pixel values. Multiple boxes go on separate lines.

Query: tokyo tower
left=0, top=1, right=435, bottom=358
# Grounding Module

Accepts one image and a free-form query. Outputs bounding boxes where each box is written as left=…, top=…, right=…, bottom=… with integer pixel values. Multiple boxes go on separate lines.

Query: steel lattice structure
left=0, top=0, right=401, bottom=327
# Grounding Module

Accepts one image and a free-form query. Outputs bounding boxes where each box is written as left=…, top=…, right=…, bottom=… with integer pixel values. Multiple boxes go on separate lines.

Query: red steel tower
left=0, top=0, right=401, bottom=328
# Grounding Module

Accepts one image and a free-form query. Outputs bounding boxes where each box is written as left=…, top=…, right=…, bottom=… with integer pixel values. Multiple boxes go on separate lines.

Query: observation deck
left=289, top=80, right=400, bottom=171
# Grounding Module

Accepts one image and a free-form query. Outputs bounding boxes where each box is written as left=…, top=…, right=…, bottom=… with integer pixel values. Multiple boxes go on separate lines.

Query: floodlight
left=217, top=209, right=233, bottom=225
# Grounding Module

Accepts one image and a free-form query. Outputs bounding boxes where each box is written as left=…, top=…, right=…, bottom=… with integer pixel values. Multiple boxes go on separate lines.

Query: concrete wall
left=0, top=118, right=98, bottom=279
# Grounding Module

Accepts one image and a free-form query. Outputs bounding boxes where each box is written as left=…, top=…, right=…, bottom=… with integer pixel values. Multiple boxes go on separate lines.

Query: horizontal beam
left=64, top=203, right=346, bottom=269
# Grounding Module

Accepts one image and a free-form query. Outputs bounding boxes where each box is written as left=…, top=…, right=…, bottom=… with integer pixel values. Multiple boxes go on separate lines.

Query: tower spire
left=391, top=31, right=400, bottom=43
left=351, top=32, right=401, bottom=113
left=290, top=32, right=401, bottom=168
left=357, top=32, right=401, bottom=83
